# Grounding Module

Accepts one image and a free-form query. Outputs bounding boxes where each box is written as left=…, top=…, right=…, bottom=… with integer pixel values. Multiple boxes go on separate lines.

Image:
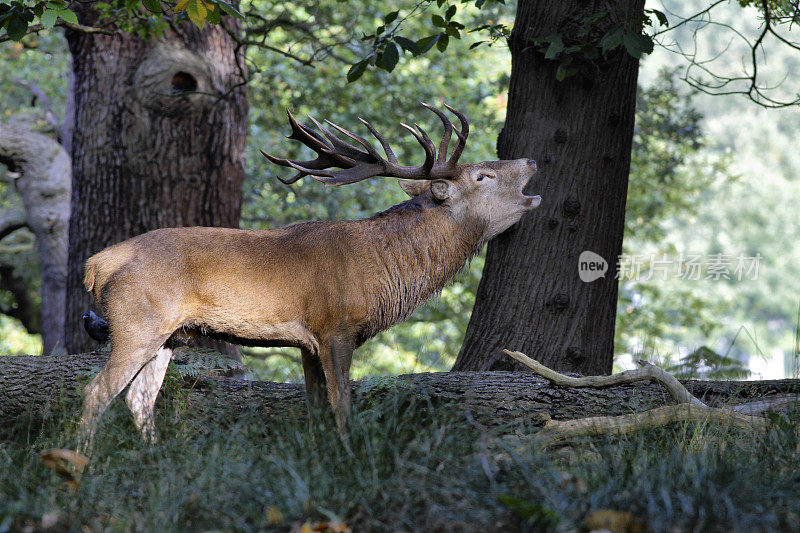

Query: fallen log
left=1, top=353, right=798, bottom=428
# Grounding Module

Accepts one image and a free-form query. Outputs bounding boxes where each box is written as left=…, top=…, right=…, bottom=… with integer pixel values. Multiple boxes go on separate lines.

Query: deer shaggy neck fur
left=354, top=197, right=487, bottom=344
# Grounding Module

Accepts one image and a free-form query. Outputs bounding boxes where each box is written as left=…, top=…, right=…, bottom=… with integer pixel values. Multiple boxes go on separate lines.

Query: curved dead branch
left=502, top=349, right=796, bottom=446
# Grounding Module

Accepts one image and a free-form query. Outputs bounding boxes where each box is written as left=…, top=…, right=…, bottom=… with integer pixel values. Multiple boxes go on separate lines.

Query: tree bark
left=64, top=11, right=249, bottom=353
left=0, top=123, right=71, bottom=354
left=2, top=353, right=797, bottom=427
left=455, top=0, right=644, bottom=374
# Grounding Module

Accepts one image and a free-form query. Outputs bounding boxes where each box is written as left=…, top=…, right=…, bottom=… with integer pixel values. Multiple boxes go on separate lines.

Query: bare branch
left=655, top=0, right=800, bottom=107
left=11, top=78, right=61, bottom=133
left=503, top=350, right=705, bottom=406
left=0, top=208, right=27, bottom=240
left=502, top=350, right=775, bottom=447
left=535, top=404, right=768, bottom=446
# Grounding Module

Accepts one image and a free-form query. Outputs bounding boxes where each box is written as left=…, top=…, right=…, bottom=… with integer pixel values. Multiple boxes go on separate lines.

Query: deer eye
left=477, top=173, right=489, bottom=182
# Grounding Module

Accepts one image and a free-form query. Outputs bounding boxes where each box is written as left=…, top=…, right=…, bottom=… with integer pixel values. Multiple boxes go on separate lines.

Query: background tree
left=62, top=5, right=248, bottom=353
left=452, top=0, right=646, bottom=374
left=0, top=122, right=69, bottom=355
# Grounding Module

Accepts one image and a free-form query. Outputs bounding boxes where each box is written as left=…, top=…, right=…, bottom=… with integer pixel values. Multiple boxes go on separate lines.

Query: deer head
left=261, top=103, right=541, bottom=239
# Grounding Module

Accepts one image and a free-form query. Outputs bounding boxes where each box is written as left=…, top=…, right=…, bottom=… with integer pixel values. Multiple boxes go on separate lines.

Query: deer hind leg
left=318, top=336, right=354, bottom=436
left=301, top=348, right=328, bottom=409
left=125, top=345, right=173, bottom=443
left=78, top=333, right=170, bottom=454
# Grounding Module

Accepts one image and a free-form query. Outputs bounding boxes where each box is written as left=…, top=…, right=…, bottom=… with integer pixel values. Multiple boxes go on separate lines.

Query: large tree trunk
left=0, top=124, right=70, bottom=355
left=455, top=0, right=644, bottom=374
left=64, top=12, right=249, bottom=353
left=2, top=353, right=798, bottom=426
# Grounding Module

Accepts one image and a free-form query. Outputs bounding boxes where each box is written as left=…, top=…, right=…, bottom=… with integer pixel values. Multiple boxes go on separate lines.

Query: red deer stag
left=78, top=103, right=540, bottom=451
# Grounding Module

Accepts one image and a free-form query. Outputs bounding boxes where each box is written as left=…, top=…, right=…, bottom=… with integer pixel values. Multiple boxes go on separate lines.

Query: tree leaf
left=205, top=3, right=220, bottom=24
left=436, top=33, right=449, bottom=52
left=623, top=32, right=654, bottom=59
left=416, top=34, right=439, bottom=54
left=544, top=34, right=563, bottom=59
left=394, top=36, right=419, bottom=55
left=174, top=0, right=189, bottom=13
left=186, top=0, right=206, bottom=29
left=58, top=7, right=77, bottom=24
left=651, top=9, right=668, bottom=27
left=215, top=0, right=243, bottom=18
left=556, top=63, right=566, bottom=82
left=5, top=13, right=27, bottom=40
left=431, top=14, right=445, bottom=28
left=445, top=4, right=456, bottom=20
left=379, top=42, right=399, bottom=72
left=383, top=10, right=398, bottom=24
left=39, top=7, right=57, bottom=28
left=141, top=0, right=162, bottom=14
left=346, top=60, right=367, bottom=83
left=600, top=27, right=623, bottom=54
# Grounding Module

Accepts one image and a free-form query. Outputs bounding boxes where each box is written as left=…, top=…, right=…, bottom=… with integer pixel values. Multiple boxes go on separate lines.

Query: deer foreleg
left=319, top=336, right=354, bottom=436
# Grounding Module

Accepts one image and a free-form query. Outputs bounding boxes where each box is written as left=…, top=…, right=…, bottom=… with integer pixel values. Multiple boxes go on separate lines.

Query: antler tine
left=359, top=118, right=398, bottom=164
left=414, top=123, right=437, bottom=174
left=276, top=171, right=307, bottom=184
left=306, top=115, right=365, bottom=162
left=421, top=102, right=453, bottom=164
left=286, top=110, right=331, bottom=153
left=325, top=119, right=384, bottom=162
left=264, top=105, right=469, bottom=187
left=283, top=158, right=336, bottom=178
left=400, top=122, right=436, bottom=175
left=443, top=104, right=469, bottom=164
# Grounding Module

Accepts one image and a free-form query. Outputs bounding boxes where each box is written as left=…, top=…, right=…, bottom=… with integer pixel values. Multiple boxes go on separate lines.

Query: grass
left=1, top=384, right=799, bottom=532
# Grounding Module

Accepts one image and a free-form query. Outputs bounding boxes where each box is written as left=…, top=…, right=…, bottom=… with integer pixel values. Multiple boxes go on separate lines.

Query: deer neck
left=357, top=199, right=487, bottom=341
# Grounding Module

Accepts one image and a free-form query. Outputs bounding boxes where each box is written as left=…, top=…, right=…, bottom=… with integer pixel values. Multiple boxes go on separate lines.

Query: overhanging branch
left=0, top=20, right=115, bottom=44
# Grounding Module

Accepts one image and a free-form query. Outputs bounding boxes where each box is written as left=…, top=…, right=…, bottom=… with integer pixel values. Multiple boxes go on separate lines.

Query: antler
left=260, top=102, right=470, bottom=186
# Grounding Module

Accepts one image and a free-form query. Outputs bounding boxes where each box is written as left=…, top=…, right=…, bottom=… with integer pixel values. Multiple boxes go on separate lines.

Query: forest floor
left=1, top=377, right=799, bottom=533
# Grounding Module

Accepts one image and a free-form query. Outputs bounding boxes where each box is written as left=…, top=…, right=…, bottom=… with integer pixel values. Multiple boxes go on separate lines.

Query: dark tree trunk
left=455, top=0, right=644, bottom=374
left=64, top=13, right=248, bottom=353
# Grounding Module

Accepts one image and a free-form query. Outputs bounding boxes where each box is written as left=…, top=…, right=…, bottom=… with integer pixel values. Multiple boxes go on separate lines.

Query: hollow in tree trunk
left=64, top=13, right=248, bottom=353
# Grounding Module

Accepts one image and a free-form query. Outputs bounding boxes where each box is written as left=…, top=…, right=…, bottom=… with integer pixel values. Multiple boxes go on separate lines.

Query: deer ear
left=430, top=180, right=452, bottom=202
left=398, top=179, right=430, bottom=198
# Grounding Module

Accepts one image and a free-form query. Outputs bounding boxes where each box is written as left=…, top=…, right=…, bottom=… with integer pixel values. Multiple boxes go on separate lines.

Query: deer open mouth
left=519, top=172, right=541, bottom=207
left=522, top=193, right=542, bottom=207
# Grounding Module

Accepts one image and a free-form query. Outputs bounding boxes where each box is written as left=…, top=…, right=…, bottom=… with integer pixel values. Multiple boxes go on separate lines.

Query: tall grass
left=1, top=386, right=798, bottom=532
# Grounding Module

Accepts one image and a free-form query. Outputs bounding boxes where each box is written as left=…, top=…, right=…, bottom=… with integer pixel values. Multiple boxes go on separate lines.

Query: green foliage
left=0, top=0, right=243, bottom=41
left=616, top=70, right=733, bottom=365
left=530, top=8, right=666, bottom=82
left=665, top=345, right=750, bottom=379
left=1, top=390, right=799, bottom=531
left=347, top=1, right=507, bottom=82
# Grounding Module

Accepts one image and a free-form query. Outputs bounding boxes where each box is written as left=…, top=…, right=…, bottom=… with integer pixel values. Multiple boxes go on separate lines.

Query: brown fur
left=77, top=158, right=540, bottom=451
